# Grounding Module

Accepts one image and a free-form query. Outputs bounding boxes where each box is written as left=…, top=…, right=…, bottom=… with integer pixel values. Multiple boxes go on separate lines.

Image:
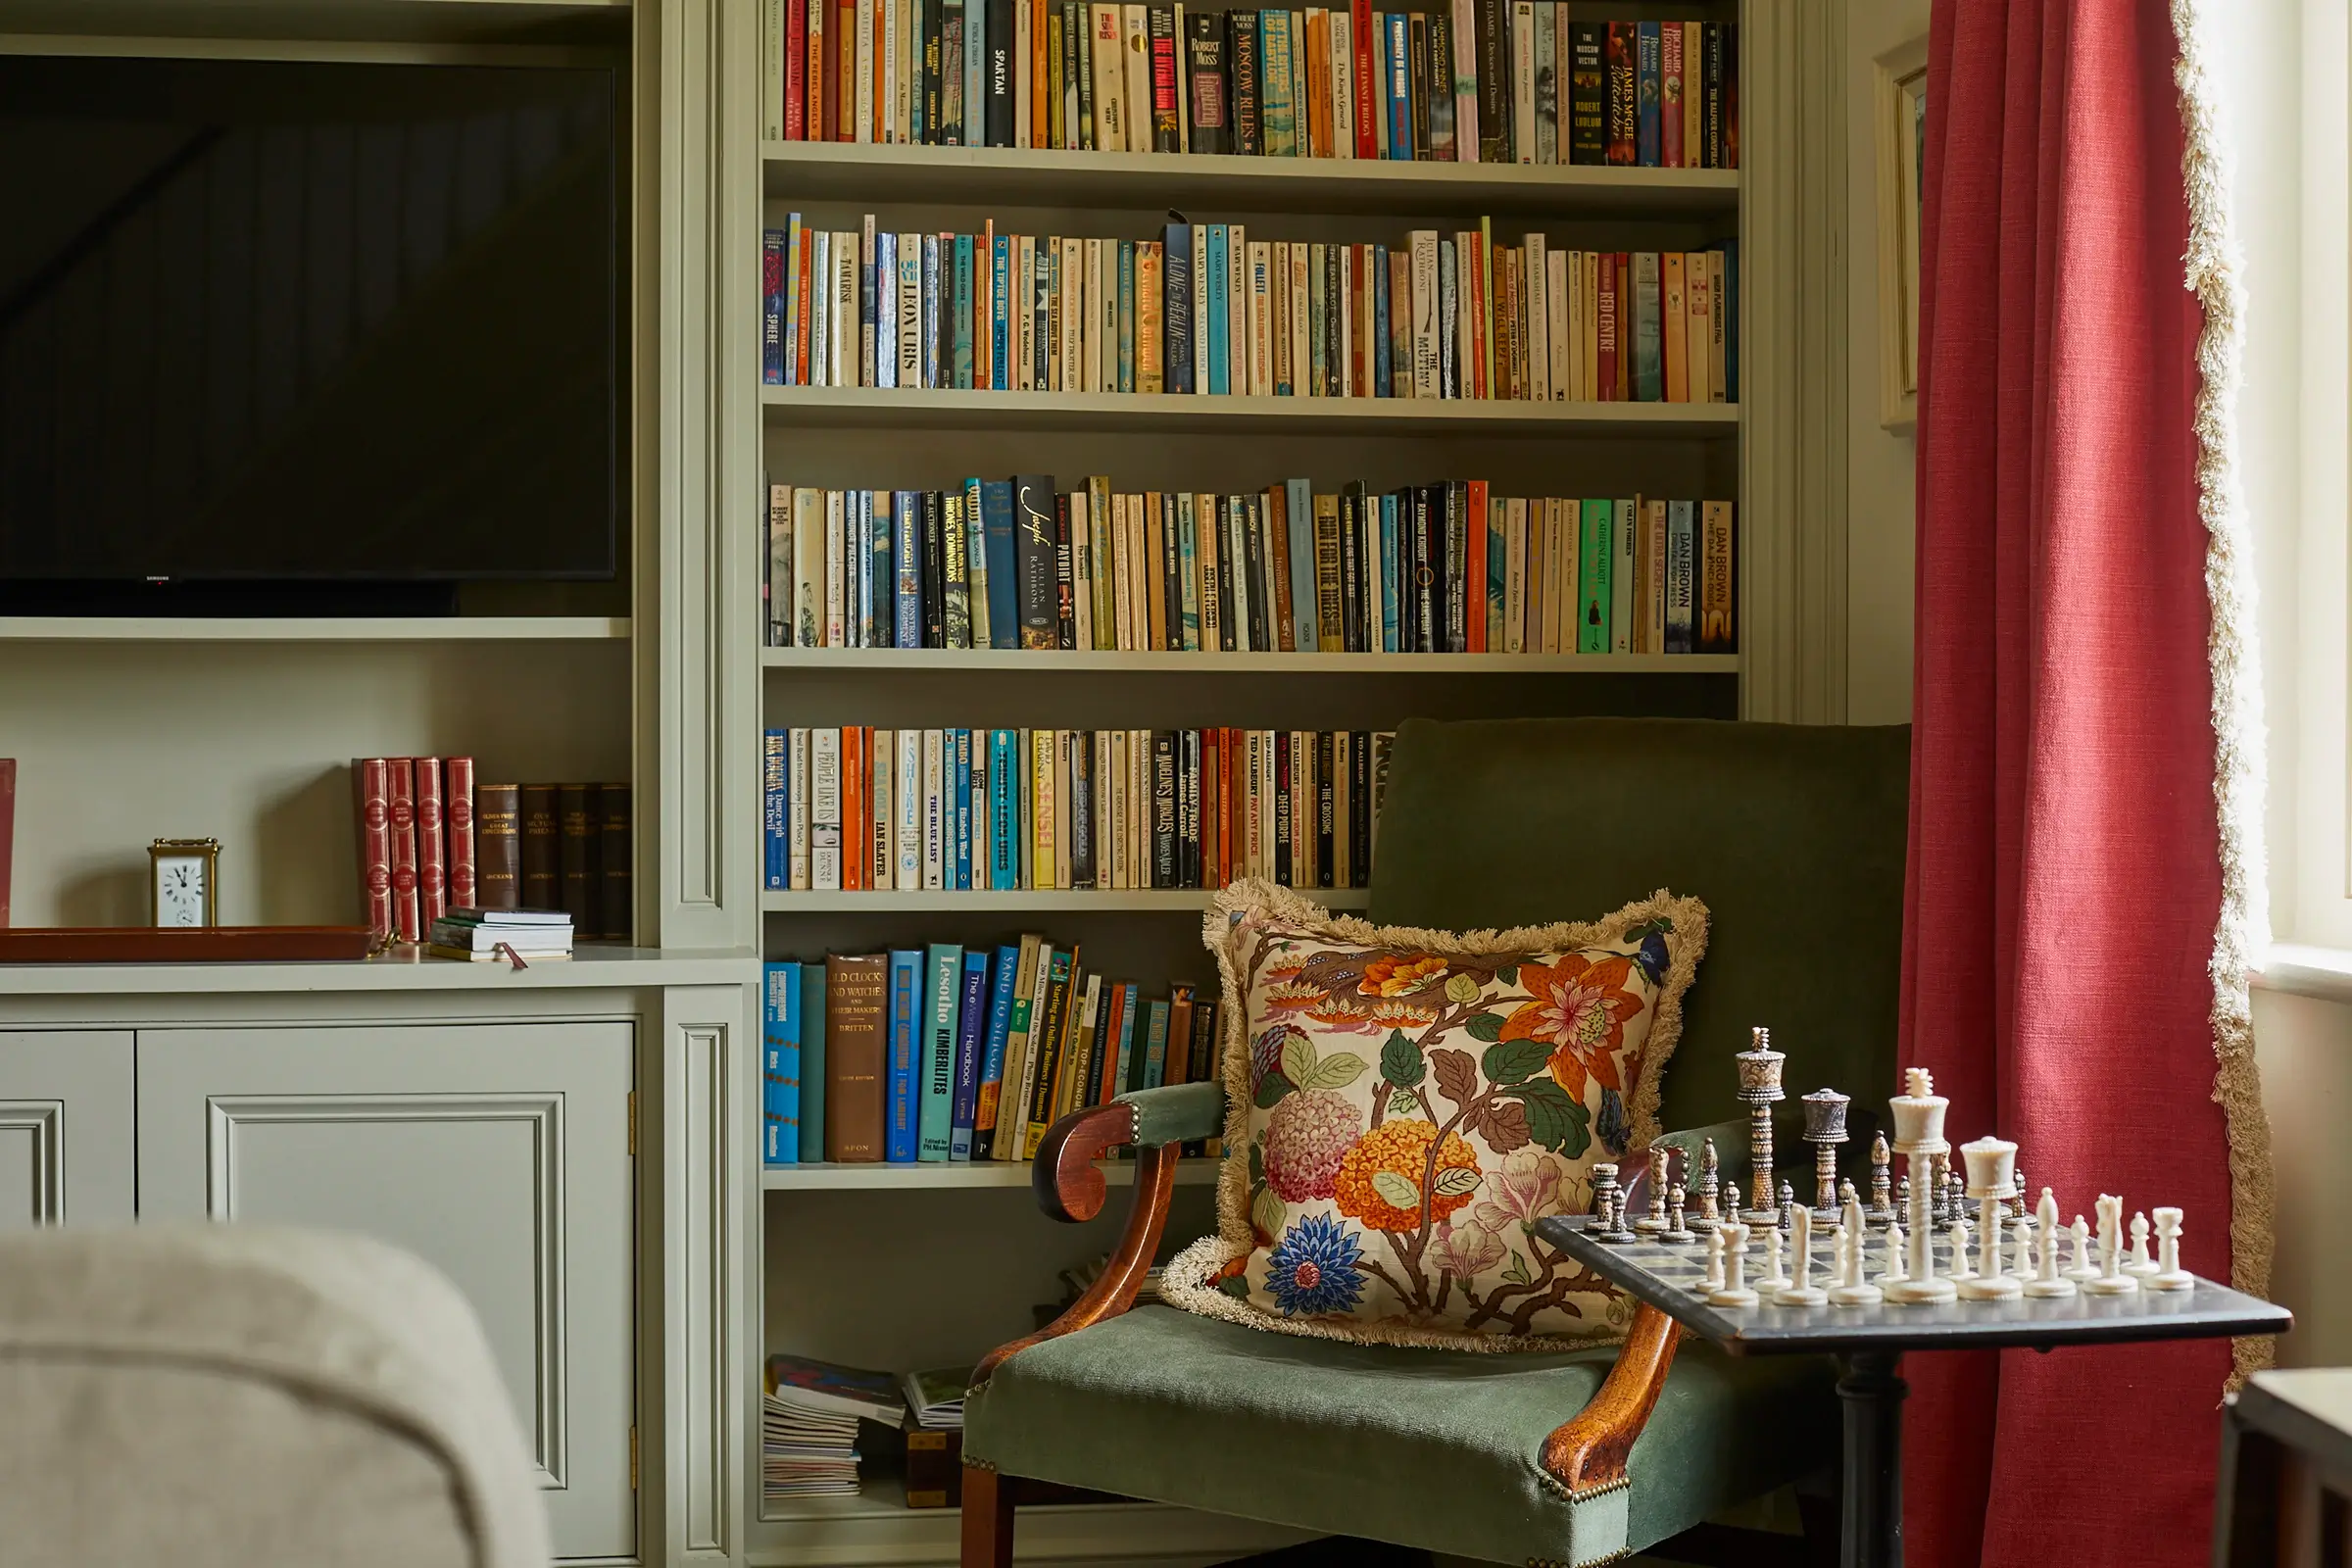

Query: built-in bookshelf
left=749, top=4, right=1746, bottom=1558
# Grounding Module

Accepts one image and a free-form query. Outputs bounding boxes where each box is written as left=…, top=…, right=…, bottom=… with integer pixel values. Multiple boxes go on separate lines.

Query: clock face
left=156, top=857, right=208, bottom=927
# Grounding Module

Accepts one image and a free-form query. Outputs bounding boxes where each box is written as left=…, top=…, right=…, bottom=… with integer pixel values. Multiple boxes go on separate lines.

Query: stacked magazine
left=426, top=906, right=573, bottom=963
left=762, top=1354, right=906, bottom=1503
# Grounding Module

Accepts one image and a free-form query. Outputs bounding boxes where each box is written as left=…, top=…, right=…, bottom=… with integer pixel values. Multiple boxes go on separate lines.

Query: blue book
left=953, top=729, right=973, bottom=889
left=761, top=728, right=788, bottom=890
left=980, top=480, right=1018, bottom=647
left=949, top=949, right=991, bottom=1159
left=1666, top=500, right=1696, bottom=653
left=1721, top=239, right=1738, bottom=401
left=866, top=491, right=893, bottom=646
left=1386, top=13, right=1411, bottom=158
left=918, top=944, right=960, bottom=1160
left=1372, top=245, right=1392, bottom=395
left=1111, top=982, right=1142, bottom=1096
left=762, top=961, right=801, bottom=1164
left=1379, top=492, right=1401, bottom=653
left=990, top=235, right=1011, bottom=389
left=1284, top=478, right=1315, bottom=651
left=876, top=230, right=898, bottom=388
left=953, top=235, right=975, bottom=388
left=1177, top=496, right=1201, bottom=648
left=1162, top=223, right=1193, bottom=394
left=894, top=490, right=923, bottom=648
left=762, top=228, right=786, bottom=385
left=974, top=943, right=1019, bottom=1151
left=988, top=730, right=1019, bottom=888
left=797, top=961, right=827, bottom=1163
left=1632, top=253, right=1661, bottom=402
left=1117, top=239, right=1137, bottom=393
left=1636, top=22, right=1661, bottom=167
left=1204, top=225, right=1230, bottom=394
left=1142, top=998, right=1170, bottom=1089
left=886, top=950, right=923, bottom=1162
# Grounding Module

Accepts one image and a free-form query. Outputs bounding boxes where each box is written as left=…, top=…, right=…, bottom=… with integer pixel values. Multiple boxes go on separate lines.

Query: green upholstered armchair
left=961, top=716, right=1912, bottom=1568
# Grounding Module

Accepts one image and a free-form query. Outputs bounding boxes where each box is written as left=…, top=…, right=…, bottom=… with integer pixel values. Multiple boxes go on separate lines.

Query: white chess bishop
left=2022, top=1189, right=2076, bottom=1298
left=1829, top=1195, right=1883, bottom=1306
left=1773, top=1202, right=1828, bottom=1307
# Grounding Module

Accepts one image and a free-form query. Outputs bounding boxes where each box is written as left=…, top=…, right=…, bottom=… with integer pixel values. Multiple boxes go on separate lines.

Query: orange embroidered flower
left=1498, top=953, right=1645, bottom=1101
left=1333, top=1119, right=1480, bottom=1233
left=1360, top=953, right=1449, bottom=997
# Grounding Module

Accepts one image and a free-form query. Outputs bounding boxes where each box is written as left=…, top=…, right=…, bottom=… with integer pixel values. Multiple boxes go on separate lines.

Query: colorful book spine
left=763, top=729, right=790, bottom=889
left=764, top=960, right=803, bottom=1163
left=919, top=942, right=961, bottom=1159
left=886, top=949, right=924, bottom=1161
left=799, top=960, right=828, bottom=1162
left=950, top=947, right=991, bottom=1158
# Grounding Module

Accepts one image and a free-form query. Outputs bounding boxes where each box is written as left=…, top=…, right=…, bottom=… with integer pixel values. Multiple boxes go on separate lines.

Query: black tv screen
left=0, top=55, right=618, bottom=584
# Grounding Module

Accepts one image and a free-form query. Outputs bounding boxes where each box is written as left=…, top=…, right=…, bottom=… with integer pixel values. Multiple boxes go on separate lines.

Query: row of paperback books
left=761, top=727, right=1392, bottom=893
left=758, top=0, right=1737, bottom=169
left=349, top=760, right=633, bottom=943
left=762, top=216, right=1736, bottom=405
left=762, top=475, right=1736, bottom=655
left=761, top=939, right=1221, bottom=1162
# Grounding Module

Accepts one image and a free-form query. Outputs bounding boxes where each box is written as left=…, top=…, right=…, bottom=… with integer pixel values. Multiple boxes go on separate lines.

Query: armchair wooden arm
left=971, top=1101, right=1179, bottom=1388
left=1540, top=1300, right=1681, bottom=1499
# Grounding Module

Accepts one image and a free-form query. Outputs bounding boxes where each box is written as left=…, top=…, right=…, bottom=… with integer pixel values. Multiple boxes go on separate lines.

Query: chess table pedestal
left=1836, top=1350, right=1905, bottom=1568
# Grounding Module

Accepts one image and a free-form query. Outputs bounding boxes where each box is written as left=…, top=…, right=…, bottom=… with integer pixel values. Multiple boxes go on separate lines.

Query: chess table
left=1533, top=1214, right=2291, bottom=1568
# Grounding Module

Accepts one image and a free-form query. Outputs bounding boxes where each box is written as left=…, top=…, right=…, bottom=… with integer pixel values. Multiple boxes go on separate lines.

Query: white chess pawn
left=1948, top=1215, right=1975, bottom=1281
left=2148, top=1206, right=2195, bottom=1292
left=1708, top=1221, right=1759, bottom=1307
left=1881, top=1220, right=1910, bottom=1288
left=2123, top=1211, right=2159, bottom=1277
left=2009, top=1212, right=2035, bottom=1280
left=1762, top=1224, right=1788, bottom=1289
left=1829, top=1199, right=1883, bottom=1306
left=2063, top=1215, right=2100, bottom=1283
left=2085, top=1194, right=2139, bottom=1295
left=1775, top=1203, right=1828, bottom=1307
left=1704, top=1226, right=1727, bottom=1291
left=2024, top=1189, right=2077, bottom=1298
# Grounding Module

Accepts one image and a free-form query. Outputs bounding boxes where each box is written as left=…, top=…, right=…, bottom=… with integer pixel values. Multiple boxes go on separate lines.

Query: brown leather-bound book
left=599, top=782, right=632, bottom=945
left=519, top=784, right=562, bottom=912
left=558, top=783, right=600, bottom=938
left=473, top=781, right=520, bottom=909
left=824, top=953, right=889, bottom=1162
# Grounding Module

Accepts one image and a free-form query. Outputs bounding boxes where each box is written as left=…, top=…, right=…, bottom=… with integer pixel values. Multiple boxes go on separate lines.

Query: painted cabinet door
left=0, top=1031, right=135, bottom=1229
left=134, top=1022, right=635, bottom=1561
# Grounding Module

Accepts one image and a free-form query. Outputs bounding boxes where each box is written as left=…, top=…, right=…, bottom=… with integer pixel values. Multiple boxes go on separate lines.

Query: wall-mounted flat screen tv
left=0, top=54, right=618, bottom=586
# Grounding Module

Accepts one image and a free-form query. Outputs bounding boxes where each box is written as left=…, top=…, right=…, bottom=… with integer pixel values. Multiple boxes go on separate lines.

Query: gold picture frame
left=149, top=837, right=220, bottom=927
left=1874, top=35, right=1928, bottom=431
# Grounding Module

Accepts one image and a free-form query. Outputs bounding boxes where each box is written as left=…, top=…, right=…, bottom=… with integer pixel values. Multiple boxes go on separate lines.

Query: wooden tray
left=0, top=926, right=376, bottom=963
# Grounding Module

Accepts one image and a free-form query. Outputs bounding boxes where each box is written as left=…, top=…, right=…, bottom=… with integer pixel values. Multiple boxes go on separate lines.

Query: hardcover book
left=825, top=953, right=889, bottom=1160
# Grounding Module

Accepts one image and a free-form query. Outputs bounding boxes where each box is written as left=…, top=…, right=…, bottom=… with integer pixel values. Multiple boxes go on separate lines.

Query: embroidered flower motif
left=1261, top=978, right=1324, bottom=1012
left=1262, top=1089, right=1363, bottom=1201
left=1360, top=953, right=1449, bottom=997
left=1497, top=953, right=1646, bottom=1101
left=1263, top=1213, right=1367, bottom=1316
left=1302, top=998, right=1383, bottom=1034
left=1471, top=1146, right=1575, bottom=1233
left=1428, top=1213, right=1507, bottom=1278
left=1250, top=1023, right=1291, bottom=1095
left=1334, top=1119, right=1481, bottom=1233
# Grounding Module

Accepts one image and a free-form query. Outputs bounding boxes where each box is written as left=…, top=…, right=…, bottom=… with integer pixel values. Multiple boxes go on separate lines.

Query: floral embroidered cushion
left=1162, top=880, right=1709, bottom=1349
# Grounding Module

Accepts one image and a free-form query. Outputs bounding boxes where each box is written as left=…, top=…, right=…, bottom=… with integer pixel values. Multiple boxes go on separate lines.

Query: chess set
left=1581, top=1033, right=2195, bottom=1314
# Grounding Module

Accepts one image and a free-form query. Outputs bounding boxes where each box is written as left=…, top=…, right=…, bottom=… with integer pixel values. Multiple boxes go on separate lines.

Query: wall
left=1843, top=0, right=1925, bottom=727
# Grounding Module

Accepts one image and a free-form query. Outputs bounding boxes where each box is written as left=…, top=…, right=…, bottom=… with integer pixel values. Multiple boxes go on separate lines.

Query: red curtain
left=1901, top=2, right=2234, bottom=1565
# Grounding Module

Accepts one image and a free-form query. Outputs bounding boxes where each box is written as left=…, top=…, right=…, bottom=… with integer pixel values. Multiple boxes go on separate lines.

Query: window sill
left=2252, top=944, right=2352, bottom=1006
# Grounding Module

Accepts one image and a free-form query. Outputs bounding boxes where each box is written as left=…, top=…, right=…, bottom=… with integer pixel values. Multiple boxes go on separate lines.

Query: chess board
left=1534, top=1215, right=2291, bottom=1355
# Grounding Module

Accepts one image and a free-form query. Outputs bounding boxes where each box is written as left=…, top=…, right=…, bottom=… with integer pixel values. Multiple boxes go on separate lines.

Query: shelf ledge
left=0, top=616, right=631, bottom=644
left=760, top=384, right=1738, bottom=436
left=761, top=1157, right=1219, bottom=1191
left=761, top=888, right=1369, bottom=912
left=760, top=648, right=1739, bottom=673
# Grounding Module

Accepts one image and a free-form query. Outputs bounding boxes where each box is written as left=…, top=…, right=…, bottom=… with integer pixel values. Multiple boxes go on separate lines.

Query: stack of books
left=762, top=1353, right=908, bottom=1503
left=762, top=938, right=1221, bottom=1164
left=761, top=472, right=1736, bottom=656
left=761, top=215, right=1736, bottom=407
left=426, top=907, right=575, bottom=963
left=902, top=1367, right=970, bottom=1431
left=759, top=0, right=1737, bottom=169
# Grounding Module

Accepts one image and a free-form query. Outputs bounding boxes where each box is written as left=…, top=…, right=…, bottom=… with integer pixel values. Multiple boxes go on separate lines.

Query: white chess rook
left=1957, top=1135, right=2022, bottom=1300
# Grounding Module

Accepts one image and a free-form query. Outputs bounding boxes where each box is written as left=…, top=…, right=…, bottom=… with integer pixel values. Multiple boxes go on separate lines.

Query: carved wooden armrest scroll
left=1538, top=1301, right=1681, bottom=1499
left=972, top=1102, right=1180, bottom=1387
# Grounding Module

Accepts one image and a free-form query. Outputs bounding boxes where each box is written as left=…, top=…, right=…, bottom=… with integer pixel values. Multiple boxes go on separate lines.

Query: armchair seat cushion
left=963, top=1306, right=1837, bottom=1568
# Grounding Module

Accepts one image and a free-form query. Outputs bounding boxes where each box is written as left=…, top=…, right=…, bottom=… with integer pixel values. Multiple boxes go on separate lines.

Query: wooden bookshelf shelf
left=760, top=647, right=1740, bottom=673
left=0, top=615, right=631, bottom=643
left=760, top=888, right=1369, bottom=912
left=760, top=383, right=1739, bottom=437
left=760, top=139, right=1740, bottom=218
left=760, top=1157, right=1220, bottom=1192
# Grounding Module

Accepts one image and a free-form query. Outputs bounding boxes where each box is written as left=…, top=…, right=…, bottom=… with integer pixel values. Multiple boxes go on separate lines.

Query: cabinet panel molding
left=0, top=1102, right=63, bottom=1227
left=202, top=1090, right=570, bottom=1489
left=0, top=1032, right=135, bottom=1228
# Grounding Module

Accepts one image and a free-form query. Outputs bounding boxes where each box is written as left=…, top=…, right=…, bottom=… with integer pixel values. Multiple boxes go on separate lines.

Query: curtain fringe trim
left=2172, top=0, right=2278, bottom=1387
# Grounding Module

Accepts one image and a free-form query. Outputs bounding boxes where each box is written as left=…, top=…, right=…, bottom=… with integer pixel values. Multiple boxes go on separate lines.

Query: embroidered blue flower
left=1634, top=930, right=1671, bottom=988
left=1596, top=1088, right=1630, bottom=1155
left=1263, top=1212, right=1367, bottom=1316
